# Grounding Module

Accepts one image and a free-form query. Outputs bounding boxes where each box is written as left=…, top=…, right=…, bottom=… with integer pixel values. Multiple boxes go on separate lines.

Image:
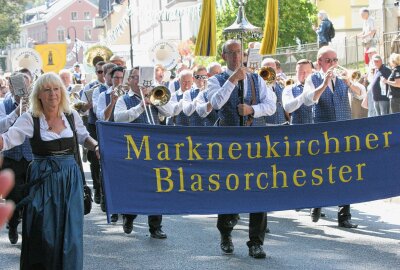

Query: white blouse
left=1, top=109, right=89, bottom=152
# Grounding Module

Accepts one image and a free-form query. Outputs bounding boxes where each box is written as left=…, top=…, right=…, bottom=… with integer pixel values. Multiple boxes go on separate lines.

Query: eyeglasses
left=130, top=75, right=139, bottom=80
left=96, top=70, right=104, bottom=74
left=194, top=75, right=208, bottom=80
left=319, top=58, right=339, bottom=64
left=225, top=50, right=242, bottom=55
left=113, top=76, right=123, bottom=80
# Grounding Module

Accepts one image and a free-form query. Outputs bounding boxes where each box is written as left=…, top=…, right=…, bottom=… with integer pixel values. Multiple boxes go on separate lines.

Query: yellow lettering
left=178, top=167, right=186, bottom=192
left=356, top=163, right=366, bottom=181
left=323, top=131, right=340, bottom=154
left=125, top=135, right=152, bottom=160
left=190, top=174, right=204, bottom=191
left=327, top=164, right=336, bottom=184
left=228, top=142, right=242, bottom=160
left=272, top=164, right=288, bottom=188
left=207, top=142, right=224, bottom=160
left=308, top=140, right=320, bottom=156
left=244, top=173, right=254, bottom=190
left=154, top=167, right=173, bottom=192
left=311, top=168, right=323, bottom=186
left=338, top=165, right=352, bottom=183
left=344, top=135, right=361, bottom=152
left=208, top=174, right=220, bottom=191
left=157, top=143, right=170, bottom=161
left=246, top=142, right=261, bottom=159
left=382, top=131, right=392, bottom=148
left=365, top=133, right=379, bottom=150
left=226, top=174, right=239, bottom=191
left=256, top=172, right=269, bottom=190
left=293, top=169, right=307, bottom=187
left=295, top=140, right=305, bottom=157
left=174, top=143, right=184, bottom=161
left=265, top=135, right=281, bottom=158
left=186, top=136, right=203, bottom=160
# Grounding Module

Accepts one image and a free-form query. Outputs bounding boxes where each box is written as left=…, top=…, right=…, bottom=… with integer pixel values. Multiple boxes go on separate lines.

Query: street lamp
left=113, top=0, right=133, bottom=69
left=66, top=26, right=79, bottom=63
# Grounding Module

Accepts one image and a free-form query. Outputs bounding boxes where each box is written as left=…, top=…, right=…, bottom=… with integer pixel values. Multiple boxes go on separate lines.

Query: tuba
left=84, top=45, right=113, bottom=72
left=258, top=66, right=276, bottom=85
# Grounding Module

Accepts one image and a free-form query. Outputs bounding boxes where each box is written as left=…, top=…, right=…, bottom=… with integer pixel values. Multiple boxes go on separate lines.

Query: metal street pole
left=128, top=0, right=133, bottom=69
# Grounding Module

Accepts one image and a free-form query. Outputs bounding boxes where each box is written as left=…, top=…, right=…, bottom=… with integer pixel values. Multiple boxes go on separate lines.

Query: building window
left=57, top=28, right=65, bottom=42
left=84, top=27, right=92, bottom=41
left=84, top=12, right=90, bottom=20
left=71, top=12, right=78, bottom=20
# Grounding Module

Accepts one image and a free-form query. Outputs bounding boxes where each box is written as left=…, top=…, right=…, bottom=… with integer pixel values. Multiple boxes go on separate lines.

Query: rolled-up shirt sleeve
left=303, top=75, right=318, bottom=106
left=207, top=76, right=235, bottom=110
left=114, top=95, right=145, bottom=123
left=0, top=102, right=18, bottom=133
left=253, top=75, right=276, bottom=118
left=96, top=92, right=107, bottom=120
left=195, top=91, right=211, bottom=118
left=182, top=90, right=196, bottom=116
left=282, top=85, right=305, bottom=113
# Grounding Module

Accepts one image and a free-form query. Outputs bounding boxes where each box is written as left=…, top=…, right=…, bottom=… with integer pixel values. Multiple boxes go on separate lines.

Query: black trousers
left=3, top=157, right=30, bottom=228
left=217, top=213, right=266, bottom=247
left=123, top=214, right=163, bottom=232
left=87, top=123, right=101, bottom=191
left=338, top=205, right=351, bottom=223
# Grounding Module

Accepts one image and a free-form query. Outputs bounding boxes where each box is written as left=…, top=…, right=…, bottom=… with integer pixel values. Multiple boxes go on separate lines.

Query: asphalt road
left=1, top=164, right=399, bottom=270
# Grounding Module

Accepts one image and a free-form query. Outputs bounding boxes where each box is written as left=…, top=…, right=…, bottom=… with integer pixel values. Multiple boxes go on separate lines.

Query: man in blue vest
left=89, top=62, right=116, bottom=212
left=114, top=67, right=175, bottom=238
left=0, top=72, right=33, bottom=244
left=303, top=46, right=363, bottom=228
left=207, top=39, right=277, bottom=259
left=282, top=59, right=314, bottom=124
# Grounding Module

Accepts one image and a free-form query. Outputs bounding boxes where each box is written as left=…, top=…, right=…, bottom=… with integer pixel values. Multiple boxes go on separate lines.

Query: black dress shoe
left=111, top=214, right=119, bottom=223
left=123, top=216, right=134, bottom=234
left=320, top=212, right=326, bottom=217
left=220, top=235, right=234, bottom=254
left=8, top=226, right=18, bottom=244
left=311, top=208, right=321, bottom=223
left=249, top=245, right=266, bottom=259
left=94, top=189, right=101, bottom=204
left=265, top=227, right=270, bottom=233
left=151, top=229, right=167, bottom=239
left=339, top=220, right=358, bottom=228
left=100, top=195, right=106, bottom=212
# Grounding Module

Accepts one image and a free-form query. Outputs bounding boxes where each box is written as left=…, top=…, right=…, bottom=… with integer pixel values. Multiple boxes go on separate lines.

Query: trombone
left=139, top=85, right=171, bottom=125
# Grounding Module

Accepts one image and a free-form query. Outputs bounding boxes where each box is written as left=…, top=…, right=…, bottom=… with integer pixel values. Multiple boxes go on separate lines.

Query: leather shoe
left=220, top=235, right=234, bottom=254
left=100, top=195, right=106, bottom=212
left=321, top=212, right=326, bottom=217
left=249, top=245, right=266, bottom=259
left=151, top=229, right=167, bottom=239
left=339, top=220, right=358, bottom=228
left=123, top=216, right=134, bottom=234
left=111, top=214, right=119, bottom=223
left=8, top=226, right=18, bottom=244
left=265, top=227, right=270, bottom=233
left=311, top=208, right=321, bottom=223
left=94, top=189, right=101, bottom=204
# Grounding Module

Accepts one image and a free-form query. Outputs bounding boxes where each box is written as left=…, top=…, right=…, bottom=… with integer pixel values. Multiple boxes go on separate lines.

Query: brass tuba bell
left=84, top=45, right=113, bottom=69
left=258, top=66, right=276, bottom=85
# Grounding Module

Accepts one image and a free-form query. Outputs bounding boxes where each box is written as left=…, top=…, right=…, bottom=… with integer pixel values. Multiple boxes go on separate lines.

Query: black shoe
left=249, top=245, right=266, bottom=259
left=8, top=226, right=18, bottom=244
left=100, top=195, right=106, bottom=212
left=338, top=220, right=358, bottom=228
left=265, top=227, right=270, bottom=233
left=321, top=212, right=326, bottom=217
left=123, top=216, right=134, bottom=234
left=220, top=235, right=234, bottom=254
left=111, top=214, right=118, bottom=223
left=94, top=189, right=101, bottom=204
left=150, top=229, right=167, bottom=239
left=311, top=208, right=321, bottom=223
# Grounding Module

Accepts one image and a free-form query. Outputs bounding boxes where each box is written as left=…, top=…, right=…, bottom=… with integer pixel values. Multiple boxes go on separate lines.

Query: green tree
left=0, top=0, right=27, bottom=48
left=213, top=0, right=317, bottom=59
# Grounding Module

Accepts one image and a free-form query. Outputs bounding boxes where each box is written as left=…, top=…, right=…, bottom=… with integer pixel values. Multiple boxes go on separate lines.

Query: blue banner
left=96, top=114, right=400, bottom=215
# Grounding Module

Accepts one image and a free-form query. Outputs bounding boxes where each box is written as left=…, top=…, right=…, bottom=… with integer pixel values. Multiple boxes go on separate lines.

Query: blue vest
left=311, top=73, right=351, bottom=123
left=265, top=83, right=286, bottom=125
left=88, top=84, right=108, bottom=124
left=201, top=91, right=218, bottom=126
left=122, top=94, right=160, bottom=124
left=290, top=84, right=313, bottom=124
left=215, top=72, right=265, bottom=126
left=2, top=98, right=33, bottom=161
left=105, top=91, right=115, bottom=122
left=188, top=88, right=205, bottom=126
left=173, top=91, right=190, bottom=126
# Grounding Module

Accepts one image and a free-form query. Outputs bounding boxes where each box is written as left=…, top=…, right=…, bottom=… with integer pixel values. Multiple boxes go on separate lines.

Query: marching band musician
left=207, top=39, right=276, bottom=259
left=80, top=61, right=107, bottom=205
left=282, top=59, right=314, bottom=124
left=0, top=72, right=33, bottom=245
left=182, top=65, right=210, bottom=126
left=166, top=69, right=194, bottom=126
left=261, top=58, right=288, bottom=125
left=113, top=67, right=175, bottom=239
left=303, top=46, right=362, bottom=229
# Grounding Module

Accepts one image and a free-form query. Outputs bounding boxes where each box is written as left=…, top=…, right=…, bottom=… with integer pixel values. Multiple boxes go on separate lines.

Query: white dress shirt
left=282, top=84, right=308, bottom=114
left=1, top=110, right=89, bottom=151
left=182, top=88, right=198, bottom=116
left=195, top=90, right=212, bottom=118
left=96, top=86, right=113, bottom=120
left=207, top=69, right=277, bottom=118
left=0, top=97, right=18, bottom=133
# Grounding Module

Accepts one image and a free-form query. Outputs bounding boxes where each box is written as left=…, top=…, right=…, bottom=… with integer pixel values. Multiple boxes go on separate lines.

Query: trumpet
left=114, top=84, right=129, bottom=97
left=351, top=70, right=362, bottom=82
left=258, top=66, right=276, bottom=85
left=285, top=78, right=295, bottom=87
left=332, top=65, right=349, bottom=80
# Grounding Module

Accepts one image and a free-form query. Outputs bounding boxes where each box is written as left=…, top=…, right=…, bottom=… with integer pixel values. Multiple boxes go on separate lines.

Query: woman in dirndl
left=0, top=72, right=99, bottom=270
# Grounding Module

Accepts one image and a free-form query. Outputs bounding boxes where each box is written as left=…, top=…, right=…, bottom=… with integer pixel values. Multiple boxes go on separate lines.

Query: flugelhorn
left=258, top=66, right=276, bottom=85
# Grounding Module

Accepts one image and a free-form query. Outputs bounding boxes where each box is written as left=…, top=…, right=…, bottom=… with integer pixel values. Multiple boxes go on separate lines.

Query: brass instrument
left=114, top=84, right=128, bottom=97
left=258, top=66, right=276, bottom=85
left=351, top=70, right=362, bottom=82
left=332, top=65, right=349, bottom=80
left=285, top=78, right=295, bottom=87
left=148, top=86, right=171, bottom=106
left=69, top=92, right=86, bottom=111
left=84, top=45, right=113, bottom=72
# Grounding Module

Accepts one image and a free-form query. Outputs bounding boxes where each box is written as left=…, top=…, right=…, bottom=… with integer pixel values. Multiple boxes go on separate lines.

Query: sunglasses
left=319, top=58, right=338, bottom=64
left=96, top=70, right=104, bottom=74
left=194, top=75, right=208, bottom=80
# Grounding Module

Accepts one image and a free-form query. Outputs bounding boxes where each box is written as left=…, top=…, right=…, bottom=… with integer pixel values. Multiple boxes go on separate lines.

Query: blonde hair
left=389, top=53, right=400, bottom=67
left=30, top=72, right=71, bottom=117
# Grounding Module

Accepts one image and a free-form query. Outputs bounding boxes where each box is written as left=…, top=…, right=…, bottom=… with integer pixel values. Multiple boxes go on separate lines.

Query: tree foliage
left=0, top=0, right=28, bottom=48
left=214, top=0, right=317, bottom=58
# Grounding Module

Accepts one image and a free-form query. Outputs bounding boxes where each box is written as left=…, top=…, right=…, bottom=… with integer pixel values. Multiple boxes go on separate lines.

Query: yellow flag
left=260, top=0, right=279, bottom=55
left=195, top=0, right=216, bottom=56
left=34, top=44, right=67, bottom=73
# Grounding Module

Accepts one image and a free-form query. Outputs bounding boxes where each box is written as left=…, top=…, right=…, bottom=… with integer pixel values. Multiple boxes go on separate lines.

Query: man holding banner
left=303, top=46, right=363, bottom=228
left=207, top=39, right=277, bottom=259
